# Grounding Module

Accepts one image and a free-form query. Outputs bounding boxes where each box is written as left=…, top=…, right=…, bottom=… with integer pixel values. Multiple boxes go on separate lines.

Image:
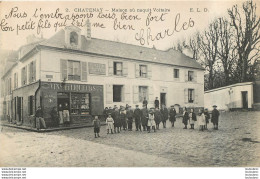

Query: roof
left=205, top=82, right=254, bottom=93
left=39, top=29, right=203, bottom=70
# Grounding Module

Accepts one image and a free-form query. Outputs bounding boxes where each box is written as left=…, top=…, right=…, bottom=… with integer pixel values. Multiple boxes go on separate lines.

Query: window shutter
left=60, top=59, right=67, bottom=81
left=28, top=96, right=30, bottom=115
left=133, top=85, right=139, bottom=103
left=81, top=61, right=87, bottom=81
left=123, top=62, right=128, bottom=77
left=108, top=61, right=114, bottom=76
left=33, top=61, right=36, bottom=82
left=193, top=71, right=197, bottom=82
left=147, top=65, right=152, bottom=79
left=185, top=71, right=188, bottom=82
left=124, top=85, right=130, bottom=103
left=194, top=90, right=198, bottom=104
left=184, top=88, right=188, bottom=104
left=106, top=84, right=113, bottom=104
left=24, top=66, right=27, bottom=85
left=135, top=63, right=139, bottom=78
left=148, top=86, right=154, bottom=104
left=28, top=64, right=31, bottom=83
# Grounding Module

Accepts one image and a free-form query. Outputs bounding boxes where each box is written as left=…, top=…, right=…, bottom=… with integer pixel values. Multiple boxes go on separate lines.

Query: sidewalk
left=0, top=120, right=106, bottom=133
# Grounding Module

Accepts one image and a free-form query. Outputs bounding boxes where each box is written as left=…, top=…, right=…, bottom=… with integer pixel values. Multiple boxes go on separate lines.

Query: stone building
left=0, top=24, right=204, bottom=128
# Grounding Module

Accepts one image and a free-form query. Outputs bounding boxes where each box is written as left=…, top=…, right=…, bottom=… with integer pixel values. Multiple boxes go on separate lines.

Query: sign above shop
left=88, top=62, right=106, bottom=75
left=41, top=82, right=103, bottom=92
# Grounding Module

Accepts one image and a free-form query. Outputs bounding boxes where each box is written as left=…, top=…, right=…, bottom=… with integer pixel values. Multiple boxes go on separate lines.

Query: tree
left=228, top=0, right=260, bottom=82
left=199, top=20, right=219, bottom=89
left=216, top=17, right=238, bottom=85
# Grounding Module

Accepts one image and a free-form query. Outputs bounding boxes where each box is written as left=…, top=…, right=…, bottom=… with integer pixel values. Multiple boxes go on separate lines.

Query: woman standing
left=189, top=108, right=197, bottom=129
left=182, top=107, right=189, bottom=129
left=197, top=109, right=206, bottom=131
left=169, top=105, right=176, bottom=127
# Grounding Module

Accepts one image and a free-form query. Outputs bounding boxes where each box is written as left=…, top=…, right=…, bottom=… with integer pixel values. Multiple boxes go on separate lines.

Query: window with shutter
left=81, top=61, right=87, bottom=81
left=60, top=59, right=68, bottom=81
left=139, top=86, right=148, bottom=102
left=114, top=62, right=123, bottom=76
left=68, top=60, right=81, bottom=81
left=147, top=65, right=152, bottom=79
left=188, top=89, right=194, bottom=103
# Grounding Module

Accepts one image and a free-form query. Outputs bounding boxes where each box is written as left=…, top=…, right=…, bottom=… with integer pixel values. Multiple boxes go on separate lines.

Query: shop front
left=40, top=82, right=104, bottom=125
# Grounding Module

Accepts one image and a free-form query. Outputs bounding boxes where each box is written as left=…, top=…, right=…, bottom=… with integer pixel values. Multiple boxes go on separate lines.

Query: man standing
left=35, top=106, right=46, bottom=130
left=143, top=97, right=148, bottom=109
left=154, top=97, right=159, bottom=109
left=134, top=105, right=142, bottom=131
left=63, top=103, right=70, bottom=127
left=161, top=105, right=168, bottom=128
left=141, top=104, right=149, bottom=131
left=126, top=106, right=134, bottom=131
left=211, top=105, right=220, bottom=130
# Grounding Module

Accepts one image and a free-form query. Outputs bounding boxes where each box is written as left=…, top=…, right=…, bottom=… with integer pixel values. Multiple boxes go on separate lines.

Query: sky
left=0, top=0, right=255, bottom=51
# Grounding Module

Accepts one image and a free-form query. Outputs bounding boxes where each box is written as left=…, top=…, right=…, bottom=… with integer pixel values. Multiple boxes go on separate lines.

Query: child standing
left=197, top=109, right=206, bottom=131
left=106, top=113, right=114, bottom=134
left=147, top=109, right=156, bottom=133
left=93, top=116, right=101, bottom=138
left=204, top=108, right=210, bottom=130
left=189, top=108, right=196, bottom=129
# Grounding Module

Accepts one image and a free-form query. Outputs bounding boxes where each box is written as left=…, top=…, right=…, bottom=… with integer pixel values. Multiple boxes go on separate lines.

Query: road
left=0, top=111, right=259, bottom=167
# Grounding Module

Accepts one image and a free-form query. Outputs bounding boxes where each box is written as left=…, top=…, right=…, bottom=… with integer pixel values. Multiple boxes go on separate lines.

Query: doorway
left=241, top=91, right=248, bottom=109
left=160, top=93, right=166, bottom=108
left=57, top=92, right=70, bottom=109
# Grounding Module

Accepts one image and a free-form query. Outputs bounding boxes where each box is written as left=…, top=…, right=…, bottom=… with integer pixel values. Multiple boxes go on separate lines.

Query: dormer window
left=70, top=31, right=78, bottom=45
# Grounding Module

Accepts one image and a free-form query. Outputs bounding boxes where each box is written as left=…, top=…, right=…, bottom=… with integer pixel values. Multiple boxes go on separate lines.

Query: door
left=242, top=91, right=248, bottom=109
left=57, top=92, right=70, bottom=109
left=160, top=93, right=166, bottom=108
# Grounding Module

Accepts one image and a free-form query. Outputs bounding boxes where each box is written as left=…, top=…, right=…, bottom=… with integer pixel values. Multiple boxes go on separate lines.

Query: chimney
left=85, top=19, right=91, bottom=40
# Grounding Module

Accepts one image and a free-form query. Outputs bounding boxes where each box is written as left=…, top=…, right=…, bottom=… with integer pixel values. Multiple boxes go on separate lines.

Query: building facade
left=1, top=25, right=204, bottom=128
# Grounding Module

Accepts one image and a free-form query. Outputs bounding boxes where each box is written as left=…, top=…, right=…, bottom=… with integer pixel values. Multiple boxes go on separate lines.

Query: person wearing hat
left=35, top=106, right=46, bottom=130
left=189, top=108, right=196, bottom=129
left=204, top=108, right=210, bottom=130
left=154, top=107, right=162, bottom=130
left=120, top=107, right=127, bottom=130
left=141, top=104, right=149, bottom=131
left=106, top=113, right=114, bottom=134
left=154, top=97, right=159, bottom=109
left=182, top=107, right=189, bottom=129
left=161, top=105, right=169, bottom=128
left=126, top=106, right=134, bottom=131
left=169, top=105, right=177, bottom=127
left=211, top=105, right=220, bottom=130
left=134, top=105, right=142, bottom=131
left=197, top=109, right=206, bottom=131
left=147, top=109, right=156, bottom=133
left=112, top=107, right=121, bottom=133
left=143, top=97, right=148, bottom=109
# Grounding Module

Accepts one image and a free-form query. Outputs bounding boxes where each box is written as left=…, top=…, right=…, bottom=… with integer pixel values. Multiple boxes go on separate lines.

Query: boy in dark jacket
left=134, top=105, right=142, bottom=131
left=93, top=116, right=101, bottom=138
left=169, top=105, right=176, bottom=127
left=126, top=106, right=134, bottom=131
left=160, top=105, right=168, bottom=128
left=211, top=105, right=220, bottom=130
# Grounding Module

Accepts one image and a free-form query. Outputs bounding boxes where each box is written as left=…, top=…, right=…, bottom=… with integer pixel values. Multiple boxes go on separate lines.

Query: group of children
left=92, top=104, right=220, bottom=138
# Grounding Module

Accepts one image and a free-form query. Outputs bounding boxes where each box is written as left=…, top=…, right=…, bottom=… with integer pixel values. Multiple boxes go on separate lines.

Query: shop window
left=139, top=86, right=148, bottom=102
left=71, top=93, right=90, bottom=115
left=188, top=89, right=194, bottom=103
left=113, top=85, right=123, bottom=102
left=28, top=95, right=34, bottom=115
left=174, top=69, right=179, bottom=78
left=68, top=60, right=81, bottom=81
left=70, top=31, right=78, bottom=45
left=188, top=71, right=194, bottom=81
left=114, top=62, right=123, bottom=76
left=139, top=65, right=147, bottom=78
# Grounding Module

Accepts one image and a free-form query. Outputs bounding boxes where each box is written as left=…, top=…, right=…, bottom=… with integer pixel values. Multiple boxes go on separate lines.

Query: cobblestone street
left=0, top=111, right=260, bottom=167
